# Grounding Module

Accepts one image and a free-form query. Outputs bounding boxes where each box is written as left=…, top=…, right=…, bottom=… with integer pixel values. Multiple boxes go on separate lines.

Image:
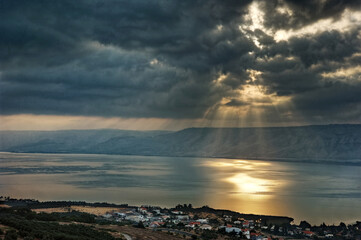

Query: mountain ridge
left=1, top=124, right=360, bottom=163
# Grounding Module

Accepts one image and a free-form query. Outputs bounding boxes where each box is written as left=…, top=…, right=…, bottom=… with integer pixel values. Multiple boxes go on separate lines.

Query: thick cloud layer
left=0, top=0, right=360, bottom=124
left=261, top=0, right=361, bottom=30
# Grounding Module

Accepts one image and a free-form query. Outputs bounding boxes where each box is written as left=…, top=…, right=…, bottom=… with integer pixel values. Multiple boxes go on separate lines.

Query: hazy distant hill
left=0, top=129, right=169, bottom=153
left=1, top=125, right=360, bottom=162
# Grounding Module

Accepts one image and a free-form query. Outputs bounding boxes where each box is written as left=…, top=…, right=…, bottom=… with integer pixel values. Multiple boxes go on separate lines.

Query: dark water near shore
left=0, top=152, right=360, bottom=224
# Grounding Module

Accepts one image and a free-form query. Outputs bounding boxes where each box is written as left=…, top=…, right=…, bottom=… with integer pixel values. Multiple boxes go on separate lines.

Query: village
left=99, top=204, right=361, bottom=240
left=1, top=198, right=360, bottom=240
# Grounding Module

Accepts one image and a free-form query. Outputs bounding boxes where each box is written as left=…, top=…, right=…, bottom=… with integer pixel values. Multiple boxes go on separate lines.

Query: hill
left=1, top=125, right=360, bottom=163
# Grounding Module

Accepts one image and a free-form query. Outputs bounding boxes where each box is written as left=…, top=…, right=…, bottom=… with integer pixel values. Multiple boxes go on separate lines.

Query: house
left=125, top=214, right=144, bottom=223
left=303, top=230, right=314, bottom=237
left=187, top=221, right=201, bottom=228
left=243, top=220, right=250, bottom=228
left=171, top=210, right=183, bottom=215
left=139, top=207, right=147, bottom=214
left=196, top=218, right=208, bottom=224
left=114, top=212, right=126, bottom=218
left=149, top=221, right=164, bottom=228
left=225, top=227, right=241, bottom=234
left=242, top=228, right=250, bottom=239
left=270, top=225, right=275, bottom=231
left=325, top=233, right=334, bottom=238
left=176, top=215, right=189, bottom=220
left=200, top=224, right=212, bottom=230
left=102, top=213, right=113, bottom=219
left=189, top=221, right=201, bottom=225
left=251, top=232, right=265, bottom=240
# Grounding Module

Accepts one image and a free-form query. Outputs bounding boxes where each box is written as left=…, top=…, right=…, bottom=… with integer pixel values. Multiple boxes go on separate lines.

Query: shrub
left=5, top=230, right=18, bottom=240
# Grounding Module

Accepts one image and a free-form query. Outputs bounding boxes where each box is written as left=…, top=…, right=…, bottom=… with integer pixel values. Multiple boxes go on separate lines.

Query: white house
left=171, top=210, right=183, bottom=215
left=242, top=229, right=250, bottom=239
left=176, top=215, right=189, bottom=220
left=196, top=219, right=208, bottom=224
left=200, top=224, right=212, bottom=230
left=102, top=213, right=113, bottom=219
left=125, top=214, right=144, bottom=222
left=225, top=227, right=241, bottom=234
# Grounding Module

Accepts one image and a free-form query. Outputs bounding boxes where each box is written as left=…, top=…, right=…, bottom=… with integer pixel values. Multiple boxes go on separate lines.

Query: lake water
left=0, top=152, right=360, bottom=224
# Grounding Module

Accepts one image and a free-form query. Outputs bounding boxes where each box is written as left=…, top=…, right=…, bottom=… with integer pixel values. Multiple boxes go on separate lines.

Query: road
left=121, top=233, right=132, bottom=240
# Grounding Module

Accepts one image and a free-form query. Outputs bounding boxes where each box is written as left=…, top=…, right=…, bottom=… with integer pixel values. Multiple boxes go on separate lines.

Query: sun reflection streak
left=203, top=159, right=283, bottom=199
left=227, top=173, right=271, bottom=194
left=204, top=159, right=270, bottom=170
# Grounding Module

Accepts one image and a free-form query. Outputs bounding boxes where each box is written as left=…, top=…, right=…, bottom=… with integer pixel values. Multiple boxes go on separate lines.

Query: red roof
left=303, top=231, right=314, bottom=235
left=190, top=222, right=201, bottom=225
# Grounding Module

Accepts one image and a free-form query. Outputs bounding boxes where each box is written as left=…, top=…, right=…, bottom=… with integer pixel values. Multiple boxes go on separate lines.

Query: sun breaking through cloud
left=1, top=0, right=360, bottom=130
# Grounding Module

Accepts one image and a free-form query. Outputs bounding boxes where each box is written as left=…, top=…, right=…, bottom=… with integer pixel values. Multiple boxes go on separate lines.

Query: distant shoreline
left=0, top=197, right=294, bottom=223
left=1, top=151, right=361, bottom=166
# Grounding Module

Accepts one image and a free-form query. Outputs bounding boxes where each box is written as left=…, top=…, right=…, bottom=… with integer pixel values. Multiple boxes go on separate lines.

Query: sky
left=1, top=0, right=361, bottom=130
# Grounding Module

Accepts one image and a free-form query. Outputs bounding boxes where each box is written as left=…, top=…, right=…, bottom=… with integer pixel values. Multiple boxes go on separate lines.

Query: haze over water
left=1, top=152, right=360, bottom=224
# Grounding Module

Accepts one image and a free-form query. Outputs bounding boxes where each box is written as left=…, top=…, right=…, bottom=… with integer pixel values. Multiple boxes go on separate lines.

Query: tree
left=23, top=237, right=34, bottom=240
left=136, top=221, right=145, bottom=228
left=339, top=222, right=346, bottom=229
left=177, top=222, right=185, bottom=228
left=300, top=220, right=311, bottom=229
left=209, top=218, right=219, bottom=224
left=201, top=230, right=218, bottom=240
left=5, top=230, right=18, bottom=240
left=41, top=235, right=54, bottom=240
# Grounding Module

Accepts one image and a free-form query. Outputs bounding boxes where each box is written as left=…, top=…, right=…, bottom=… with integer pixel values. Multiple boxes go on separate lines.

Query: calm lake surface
left=0, top=152, right=360, bottom=224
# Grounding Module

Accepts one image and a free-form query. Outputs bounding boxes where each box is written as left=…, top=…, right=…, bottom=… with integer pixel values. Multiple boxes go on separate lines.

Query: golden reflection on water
left=203, top=159, right=286, bottom=213
left=227, top=173, right=271, bottom=194
left=205, top=159, right=270, bottom=170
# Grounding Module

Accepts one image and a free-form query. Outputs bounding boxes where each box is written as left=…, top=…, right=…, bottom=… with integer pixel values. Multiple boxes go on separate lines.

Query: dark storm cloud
left=292, top=82, right=361, bottom=119
left=260, top=0, right=361, bottom=30
left=252, top=28, right=361, bottom=122
left=0, top=0, right=255, bottom=118
left=289, top=29, right=361, bottom=68
left=0, top=0, right=360, bottom=123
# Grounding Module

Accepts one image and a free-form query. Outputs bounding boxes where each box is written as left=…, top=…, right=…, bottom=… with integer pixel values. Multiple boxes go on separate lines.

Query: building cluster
left=99, top=205, right=361, bottom=239
left=101, top=206, right=269, bottom=239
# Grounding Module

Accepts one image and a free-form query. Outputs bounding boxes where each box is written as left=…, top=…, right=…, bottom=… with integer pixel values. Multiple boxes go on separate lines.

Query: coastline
left=1, top=151, right=361, bottom=166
